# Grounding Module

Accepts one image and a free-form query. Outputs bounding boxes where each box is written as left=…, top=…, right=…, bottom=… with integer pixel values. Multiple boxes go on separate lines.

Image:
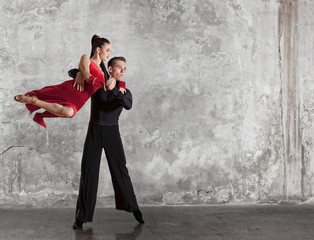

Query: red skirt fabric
left=25, top=79, right=100, bottom=127
left=24, top=60, right=105, bottom=128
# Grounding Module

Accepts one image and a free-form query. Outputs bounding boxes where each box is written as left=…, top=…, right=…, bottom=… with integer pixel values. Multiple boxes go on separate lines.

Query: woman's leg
left=14, top=95, right=74, bottom=118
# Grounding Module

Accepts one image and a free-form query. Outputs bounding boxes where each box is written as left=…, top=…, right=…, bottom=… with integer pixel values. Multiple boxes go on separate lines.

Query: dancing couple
left=14, top=34, right=145, bottom=229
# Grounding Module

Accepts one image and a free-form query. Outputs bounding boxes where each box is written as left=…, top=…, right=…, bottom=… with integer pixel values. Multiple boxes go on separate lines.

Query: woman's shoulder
left=80, top=54, right=90, bottom=60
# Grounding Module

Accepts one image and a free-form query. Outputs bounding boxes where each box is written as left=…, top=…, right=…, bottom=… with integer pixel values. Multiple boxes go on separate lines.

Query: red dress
left=24, top=60, right=125, bottom=128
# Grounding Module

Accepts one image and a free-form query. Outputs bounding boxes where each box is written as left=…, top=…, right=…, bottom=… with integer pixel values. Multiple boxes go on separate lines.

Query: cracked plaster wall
left=1, top=0, right=314, bottom=207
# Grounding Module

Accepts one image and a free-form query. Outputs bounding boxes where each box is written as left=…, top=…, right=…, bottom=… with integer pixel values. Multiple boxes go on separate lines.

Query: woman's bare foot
left=14, top=95, right=38, bottom=104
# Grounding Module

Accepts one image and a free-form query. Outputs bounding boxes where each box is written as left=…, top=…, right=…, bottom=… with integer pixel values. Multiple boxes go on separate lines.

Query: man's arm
left=68, top=68, right=80, bottom=79
left=110, top=87, right=132, bottom=110
left=106, top=78, right=132, bottom=110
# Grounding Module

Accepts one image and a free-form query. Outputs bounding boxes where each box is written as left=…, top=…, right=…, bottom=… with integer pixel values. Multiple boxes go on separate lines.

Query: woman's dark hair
left=90, top=34, right=110, bottom=75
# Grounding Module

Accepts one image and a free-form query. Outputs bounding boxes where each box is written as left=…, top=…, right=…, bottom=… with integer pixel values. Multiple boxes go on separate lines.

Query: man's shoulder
left=92, top=87, right=108, bottom=98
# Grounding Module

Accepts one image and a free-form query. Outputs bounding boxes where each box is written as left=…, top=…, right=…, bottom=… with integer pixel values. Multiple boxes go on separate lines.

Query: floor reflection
left=74, top=224, right=143, bottom=240
left=115, top=224, right=143, bottom=240
left=74, top=228, right=95, bottom=240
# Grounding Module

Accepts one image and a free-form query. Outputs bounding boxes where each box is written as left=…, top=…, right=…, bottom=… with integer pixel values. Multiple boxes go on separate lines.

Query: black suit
left=75, top=78, right=139, bottom=223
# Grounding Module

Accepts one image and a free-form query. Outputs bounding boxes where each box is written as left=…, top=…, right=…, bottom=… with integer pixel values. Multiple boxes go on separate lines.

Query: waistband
left=89, top=120, right=118, bottom=126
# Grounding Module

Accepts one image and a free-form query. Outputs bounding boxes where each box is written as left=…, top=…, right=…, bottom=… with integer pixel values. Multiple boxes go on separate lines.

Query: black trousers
left=75, top=123, right=139, bottom=222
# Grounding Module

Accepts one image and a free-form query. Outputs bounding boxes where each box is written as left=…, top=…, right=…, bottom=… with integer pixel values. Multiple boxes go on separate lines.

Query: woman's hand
left=73, top=72, right=85, bottom=91
left=119, top=88, right=126, bottom=94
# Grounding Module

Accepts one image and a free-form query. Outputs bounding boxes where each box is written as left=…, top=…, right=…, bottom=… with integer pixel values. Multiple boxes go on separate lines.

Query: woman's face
left=98, top=43, right=111, bottom=61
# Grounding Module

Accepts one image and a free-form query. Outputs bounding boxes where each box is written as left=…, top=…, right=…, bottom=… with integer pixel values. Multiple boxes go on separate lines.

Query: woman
left=14, top=35, right=125, bottom=128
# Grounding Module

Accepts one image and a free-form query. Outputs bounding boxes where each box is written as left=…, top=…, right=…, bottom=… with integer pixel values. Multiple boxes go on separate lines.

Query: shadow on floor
left=74, top=224, right=143, bottom=240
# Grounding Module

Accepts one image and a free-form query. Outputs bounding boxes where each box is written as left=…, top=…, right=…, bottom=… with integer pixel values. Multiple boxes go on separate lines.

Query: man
left=70, top=57, right=144, bottom=229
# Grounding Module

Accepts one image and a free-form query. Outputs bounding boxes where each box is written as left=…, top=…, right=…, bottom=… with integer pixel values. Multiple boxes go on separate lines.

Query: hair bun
left=91, top=34, right=100, bottom=45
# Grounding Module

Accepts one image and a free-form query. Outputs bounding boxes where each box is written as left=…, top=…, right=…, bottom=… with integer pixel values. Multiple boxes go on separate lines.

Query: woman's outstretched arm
left=78, top=54, right=92, bottom=80
left=73, top=54, right=92, bottom=91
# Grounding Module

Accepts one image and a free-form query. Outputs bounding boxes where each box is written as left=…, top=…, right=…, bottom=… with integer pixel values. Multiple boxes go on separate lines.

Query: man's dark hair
left=108, top=57, right=126, bottom=68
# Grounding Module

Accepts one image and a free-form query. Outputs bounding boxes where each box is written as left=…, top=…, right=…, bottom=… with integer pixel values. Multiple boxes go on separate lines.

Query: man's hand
left=73, top=72, right=85, bottom=91
left=119, top=88, right=126, bottom=94
left=106, top=77, right=116, bottom=90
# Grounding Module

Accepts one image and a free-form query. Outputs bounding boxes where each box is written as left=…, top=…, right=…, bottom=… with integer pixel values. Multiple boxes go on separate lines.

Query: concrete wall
left=1, top=0, right=313, bottom=207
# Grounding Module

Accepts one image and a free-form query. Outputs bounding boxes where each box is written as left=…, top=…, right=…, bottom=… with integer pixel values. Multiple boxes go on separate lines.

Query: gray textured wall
left=1, top=0, right=313, bottom=207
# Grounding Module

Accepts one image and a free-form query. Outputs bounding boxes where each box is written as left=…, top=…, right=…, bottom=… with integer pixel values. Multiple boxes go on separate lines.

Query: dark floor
left=1, top=205, right=314, bottom=239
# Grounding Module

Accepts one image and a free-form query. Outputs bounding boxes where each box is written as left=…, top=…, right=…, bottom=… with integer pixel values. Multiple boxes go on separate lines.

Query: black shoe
left=133, top=210, right=145, bottom=224
left=72, top=219, right=83, bottom=229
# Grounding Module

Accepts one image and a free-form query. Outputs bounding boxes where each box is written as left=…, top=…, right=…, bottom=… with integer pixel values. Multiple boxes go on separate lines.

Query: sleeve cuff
left=88, top=75, right=97, bottom=85
left=118, top=81, right=126, bottom=89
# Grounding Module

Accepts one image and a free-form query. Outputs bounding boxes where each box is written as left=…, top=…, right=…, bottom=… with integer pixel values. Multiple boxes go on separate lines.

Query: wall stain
left=9, top=154, right=22, bottom=193
left=278, top=0, right=302, bottom=199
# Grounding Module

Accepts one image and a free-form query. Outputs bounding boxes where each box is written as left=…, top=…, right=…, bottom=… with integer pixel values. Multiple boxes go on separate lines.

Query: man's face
left=108, top=60, right=126, bottom=81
